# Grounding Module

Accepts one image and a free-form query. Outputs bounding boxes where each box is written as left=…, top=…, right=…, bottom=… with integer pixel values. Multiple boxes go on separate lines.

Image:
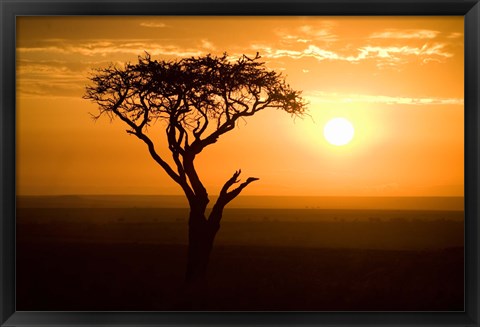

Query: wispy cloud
left=17, top=59, right=88, bottom=98
left=276, top=23, right=338, bottom=44
left=299, top=24, right=338, bottom=41
left=16, top=38, right=224, bottom=98
left=139, top=22, right=167, bottom=28
left=252, top=44, right=337, bottom=60
left=17, top=41, right=205, bottom=58
left=352, top=43, right=453, bottom=62
left=305, top=91, right=463, bottom=106
left=201, top=39, right=216, bottom=51
left=254, top=43, right=453, bottom=65
left=370, top=29, right=440, bottom=39
left=447, top=32, right=462, bottom=39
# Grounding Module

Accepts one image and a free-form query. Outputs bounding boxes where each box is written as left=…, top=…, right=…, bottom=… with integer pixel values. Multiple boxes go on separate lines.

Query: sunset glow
left=16, top=16, right=464, bottom=197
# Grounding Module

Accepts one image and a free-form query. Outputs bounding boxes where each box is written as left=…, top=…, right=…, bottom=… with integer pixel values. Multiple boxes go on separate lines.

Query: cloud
left=256, top=42, right=453, bottom=65
left=296, top=39, right=310, bottom=43
left=16, top=38, right=226, bottom=98
left=276, top=23, right=338, bottom=44
left=299, top=25, right=337, bottom=40
left=17, top=60, right=88, bottom=98
left=370, top=29, right=440, bottom=39
left=350, top=43, right=453, bottom=62
left=254, top=44, right=338, bottom=61
left=201, top=39, right=216, bottom=51
left=139, top=22, right=167, bottom=28
left=305, top=91, right=464, bottom=106
left=17, top=41, right=205, bottom=58
left=447, top=32, right=462, bottom=39
left=278, top=34, right=312, bottom=43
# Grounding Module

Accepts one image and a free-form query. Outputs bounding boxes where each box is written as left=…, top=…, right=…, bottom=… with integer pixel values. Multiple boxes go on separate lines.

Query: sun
left=323, top=118, right=355, bottom=146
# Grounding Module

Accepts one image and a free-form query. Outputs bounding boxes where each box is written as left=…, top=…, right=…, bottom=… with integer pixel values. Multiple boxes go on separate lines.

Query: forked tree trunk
left=177, top=170, right=256, bottom=309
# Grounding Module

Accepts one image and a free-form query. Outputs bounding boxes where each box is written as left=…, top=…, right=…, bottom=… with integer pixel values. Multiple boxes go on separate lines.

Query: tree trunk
left=178, top=209, right=220, bottom=309
left=185, top=214, right=218, bottom=284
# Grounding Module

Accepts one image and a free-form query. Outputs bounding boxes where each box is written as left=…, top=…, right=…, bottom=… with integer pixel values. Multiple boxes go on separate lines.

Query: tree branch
left=183, top=154, right=209, bottom=211
left=133, top=131, right=195, bottom=205
left=209, top=170, right=259, bottom=225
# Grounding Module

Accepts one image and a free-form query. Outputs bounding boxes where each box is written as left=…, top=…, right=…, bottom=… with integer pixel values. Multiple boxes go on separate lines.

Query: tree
left=84, top=52, right=306, bottom=287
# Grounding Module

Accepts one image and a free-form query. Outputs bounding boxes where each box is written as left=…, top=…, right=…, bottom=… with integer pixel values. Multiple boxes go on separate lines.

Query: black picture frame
left=1, top=0, right=479, bottom=326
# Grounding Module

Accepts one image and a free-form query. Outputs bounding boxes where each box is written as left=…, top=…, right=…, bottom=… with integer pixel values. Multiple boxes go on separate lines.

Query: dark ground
left=16, top=208, right=464, bottom=311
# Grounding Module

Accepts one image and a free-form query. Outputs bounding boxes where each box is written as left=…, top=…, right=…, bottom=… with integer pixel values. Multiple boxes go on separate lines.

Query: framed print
left=1, top=0, right=479, bottom=326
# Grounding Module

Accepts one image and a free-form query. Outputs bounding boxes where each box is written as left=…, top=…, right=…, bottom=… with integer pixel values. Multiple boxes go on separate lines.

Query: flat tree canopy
left=84, top=52, right=306, bottom=209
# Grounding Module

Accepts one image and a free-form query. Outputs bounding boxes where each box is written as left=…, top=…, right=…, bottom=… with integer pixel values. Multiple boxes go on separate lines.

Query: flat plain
left=16, top=197, right=464, bottom=311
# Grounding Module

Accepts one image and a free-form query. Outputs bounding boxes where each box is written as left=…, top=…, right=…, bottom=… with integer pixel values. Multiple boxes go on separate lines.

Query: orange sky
left=16, top=16, right=464, bottom=196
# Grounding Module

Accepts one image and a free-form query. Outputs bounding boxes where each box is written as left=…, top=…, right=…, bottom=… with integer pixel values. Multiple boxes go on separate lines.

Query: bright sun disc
left=323, top=118, right=355, bottom=146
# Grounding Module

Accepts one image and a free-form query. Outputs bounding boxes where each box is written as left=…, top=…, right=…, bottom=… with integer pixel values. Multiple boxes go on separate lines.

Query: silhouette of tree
left=84, top=52, right=306, bottom=288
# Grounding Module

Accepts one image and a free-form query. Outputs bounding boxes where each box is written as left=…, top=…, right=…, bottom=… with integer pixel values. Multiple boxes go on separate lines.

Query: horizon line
left=17, top=194, right=465, bottom=198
